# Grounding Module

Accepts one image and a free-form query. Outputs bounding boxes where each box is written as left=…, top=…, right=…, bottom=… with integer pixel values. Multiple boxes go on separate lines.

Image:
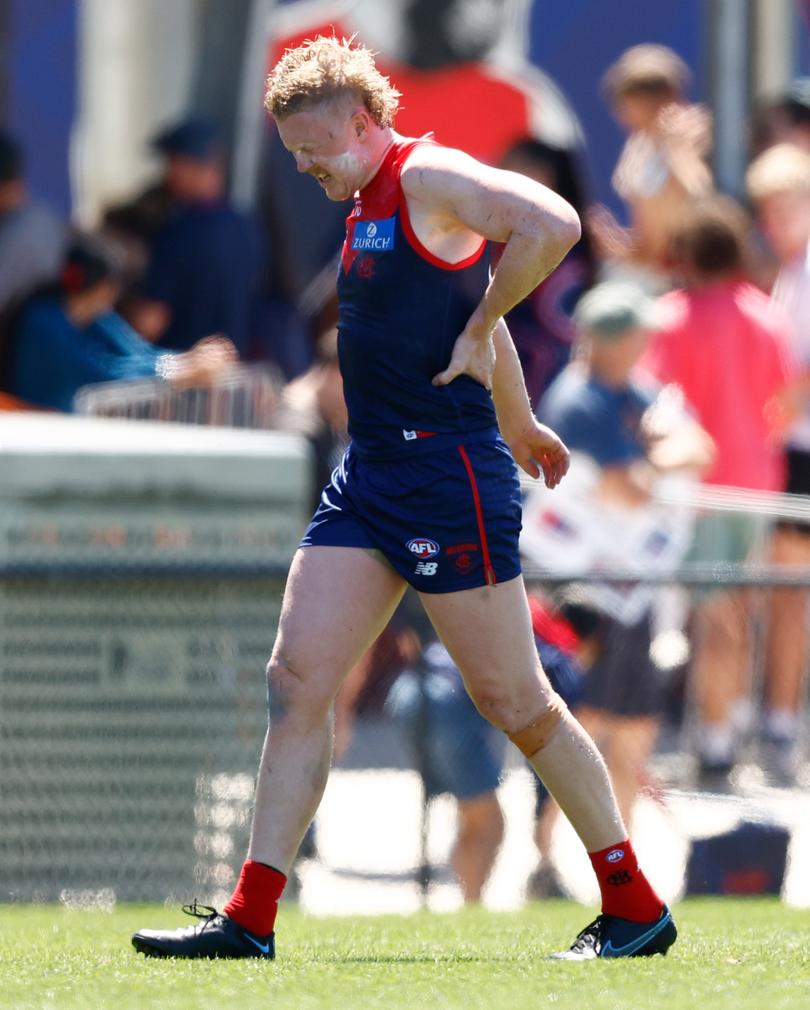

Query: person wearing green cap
left=538, top=280, right=713, bottom=822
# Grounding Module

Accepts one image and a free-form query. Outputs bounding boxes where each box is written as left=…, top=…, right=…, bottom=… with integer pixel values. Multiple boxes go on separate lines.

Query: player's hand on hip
left=432, top=322, right=496, bottom=391
left=508, top=420, right=570, bottom=487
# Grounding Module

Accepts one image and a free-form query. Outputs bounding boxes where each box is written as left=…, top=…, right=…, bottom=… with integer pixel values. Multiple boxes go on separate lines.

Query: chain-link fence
left=0, top=413, right=307, bottom=905
left=1, top=416, right=809, bottom=911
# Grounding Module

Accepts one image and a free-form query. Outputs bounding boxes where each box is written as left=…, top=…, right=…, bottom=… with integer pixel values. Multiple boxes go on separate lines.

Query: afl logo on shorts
left=407, top=538, right=440, bottom=559
left=605, top=848, right=625, bottom=863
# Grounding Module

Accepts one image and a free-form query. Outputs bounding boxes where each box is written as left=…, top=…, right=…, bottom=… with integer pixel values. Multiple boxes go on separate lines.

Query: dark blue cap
left=151, top=117, right=220, bottom=161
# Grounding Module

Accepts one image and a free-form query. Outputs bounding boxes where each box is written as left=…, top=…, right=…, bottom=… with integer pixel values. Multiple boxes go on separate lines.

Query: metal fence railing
left=74, top=364, right=284, bottom=429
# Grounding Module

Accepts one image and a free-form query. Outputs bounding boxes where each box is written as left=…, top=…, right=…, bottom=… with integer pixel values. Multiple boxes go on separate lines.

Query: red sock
left=588, top=839, right=663, bottom=923
left=224, top=859, right=287, bottom=936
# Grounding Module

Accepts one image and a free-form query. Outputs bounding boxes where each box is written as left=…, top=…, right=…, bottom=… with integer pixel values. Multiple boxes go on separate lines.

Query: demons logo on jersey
left=356, top=254, right=376, bottom=279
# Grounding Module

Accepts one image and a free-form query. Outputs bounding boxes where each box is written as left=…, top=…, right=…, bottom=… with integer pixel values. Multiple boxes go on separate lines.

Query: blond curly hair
left=265, top=35, right=401, bottom=127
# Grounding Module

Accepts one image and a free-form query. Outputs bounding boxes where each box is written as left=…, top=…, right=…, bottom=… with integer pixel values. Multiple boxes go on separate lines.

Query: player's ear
left=350, top=108, right=371, bottom=141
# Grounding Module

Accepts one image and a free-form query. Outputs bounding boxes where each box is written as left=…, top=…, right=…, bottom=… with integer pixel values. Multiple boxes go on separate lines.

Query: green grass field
left=0, top=899, right=808, bottom=1010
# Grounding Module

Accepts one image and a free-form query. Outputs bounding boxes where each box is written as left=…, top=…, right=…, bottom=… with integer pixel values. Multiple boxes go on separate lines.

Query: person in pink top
left=747, top=142, right=810, bottom=784
left=643, top=196, right=795, bottom=784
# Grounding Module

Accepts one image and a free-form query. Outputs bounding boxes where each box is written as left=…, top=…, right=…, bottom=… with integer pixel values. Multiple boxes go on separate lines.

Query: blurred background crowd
left=3, top=0, right=810, bottom=908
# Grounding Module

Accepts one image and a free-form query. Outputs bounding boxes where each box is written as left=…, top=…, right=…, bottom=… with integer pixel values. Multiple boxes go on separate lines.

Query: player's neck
left=357, top=129, right=397, bottom=191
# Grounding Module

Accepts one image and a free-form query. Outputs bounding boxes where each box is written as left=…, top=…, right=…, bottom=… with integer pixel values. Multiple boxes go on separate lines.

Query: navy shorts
left=300, top=436, right=523, bottom=593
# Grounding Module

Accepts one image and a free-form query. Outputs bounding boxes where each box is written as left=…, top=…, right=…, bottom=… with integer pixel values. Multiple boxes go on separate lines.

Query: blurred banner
left=262, top=0, right=702, bottom=301
left=3, top=0, right=77, bottom=215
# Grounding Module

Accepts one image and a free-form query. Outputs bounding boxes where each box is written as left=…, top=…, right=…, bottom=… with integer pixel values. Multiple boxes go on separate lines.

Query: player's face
left=277, top=102, right=367, bottom=201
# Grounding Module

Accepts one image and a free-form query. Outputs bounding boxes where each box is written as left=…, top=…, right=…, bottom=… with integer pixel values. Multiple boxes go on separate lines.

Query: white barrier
left=74, top=364, right=284, bottom=429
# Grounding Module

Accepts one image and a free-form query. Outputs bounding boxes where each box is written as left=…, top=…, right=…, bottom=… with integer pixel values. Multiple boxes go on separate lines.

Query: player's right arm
left=401, top=145, right=581, bottom=390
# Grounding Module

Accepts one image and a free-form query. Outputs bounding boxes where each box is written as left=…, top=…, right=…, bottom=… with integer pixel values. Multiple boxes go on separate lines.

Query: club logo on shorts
left=606, top=848, right=625, bottom=863
left=407, top=538, right=440, bottom=559
left=351, top=217, right=396, bottom=252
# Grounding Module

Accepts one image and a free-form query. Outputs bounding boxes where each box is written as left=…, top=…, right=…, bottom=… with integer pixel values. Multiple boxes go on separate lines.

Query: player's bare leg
left=133, top=546, right=405, bottom=959
left=421, top=575, right=624, bottom=850
left=578, top=710, right=660, bottom=828
left=421, top=575, right=676, bottom=959
left=248, top=546, right=405, bottom=870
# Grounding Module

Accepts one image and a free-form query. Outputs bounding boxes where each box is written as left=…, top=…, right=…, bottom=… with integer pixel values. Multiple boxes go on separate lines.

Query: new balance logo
left=415, top=562, right=438, bottom=576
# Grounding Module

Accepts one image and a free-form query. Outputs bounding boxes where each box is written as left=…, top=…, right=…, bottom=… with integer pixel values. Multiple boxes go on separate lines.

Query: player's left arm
left=491, top=318, right=569, bottom=487
left=401, top=146, right=581, bottom=389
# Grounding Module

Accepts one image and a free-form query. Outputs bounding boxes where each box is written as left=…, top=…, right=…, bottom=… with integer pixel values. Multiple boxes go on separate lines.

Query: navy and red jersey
left=336, top=136, right=498, bottom=462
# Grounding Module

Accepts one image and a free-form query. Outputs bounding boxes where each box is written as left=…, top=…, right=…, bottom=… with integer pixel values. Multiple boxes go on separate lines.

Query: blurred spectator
left=751, top=79, right=810, bottom=155
left=274, top=326, right=349, bottom=511
left=122, top=118, right=266, bottom=357
left=747, top=144, right=810, bottom=783
left=0, top=129, right=67, bottom=317
left=643, top=197, right=796, bottom=783
left=385, top=594, right=584, bottom=904
left=102, top=133, right=181, bottom=268
left=525, top=589, right=599, bottom=900
left=539, top=281, right=712, bottom=818
left=0, top=235, right=237, bottom=412
left=500, top=139, right=599, bottom=407
left=595, top=44, right=712, bottom=284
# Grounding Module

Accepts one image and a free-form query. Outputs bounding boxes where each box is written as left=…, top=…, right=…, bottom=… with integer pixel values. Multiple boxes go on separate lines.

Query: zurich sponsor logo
left=605, top=848, right=625, bottom=864
left=407, top=537, right=440, bottom=559
left=351, top=217, right=395, bottom=252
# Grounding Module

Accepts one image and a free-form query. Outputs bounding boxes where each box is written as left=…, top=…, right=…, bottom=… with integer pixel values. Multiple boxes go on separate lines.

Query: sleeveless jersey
left=336, top=136, right=498, bottom=461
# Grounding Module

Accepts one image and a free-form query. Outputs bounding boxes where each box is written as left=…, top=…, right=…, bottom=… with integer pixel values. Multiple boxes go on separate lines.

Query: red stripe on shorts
left=457, top=445, right=497, bottom=586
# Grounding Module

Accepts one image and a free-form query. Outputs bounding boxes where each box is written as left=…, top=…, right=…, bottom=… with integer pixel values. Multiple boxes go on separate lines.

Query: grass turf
left=0, top=899, right=808, bottom=1010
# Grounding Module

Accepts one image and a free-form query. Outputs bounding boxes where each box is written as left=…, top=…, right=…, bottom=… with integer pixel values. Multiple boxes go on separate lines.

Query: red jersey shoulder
left=341, top=137, right=433, bottom=274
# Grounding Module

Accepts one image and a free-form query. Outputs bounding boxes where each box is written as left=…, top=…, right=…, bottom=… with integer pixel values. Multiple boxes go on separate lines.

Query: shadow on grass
left=319, top=954, right=521, bottom=965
